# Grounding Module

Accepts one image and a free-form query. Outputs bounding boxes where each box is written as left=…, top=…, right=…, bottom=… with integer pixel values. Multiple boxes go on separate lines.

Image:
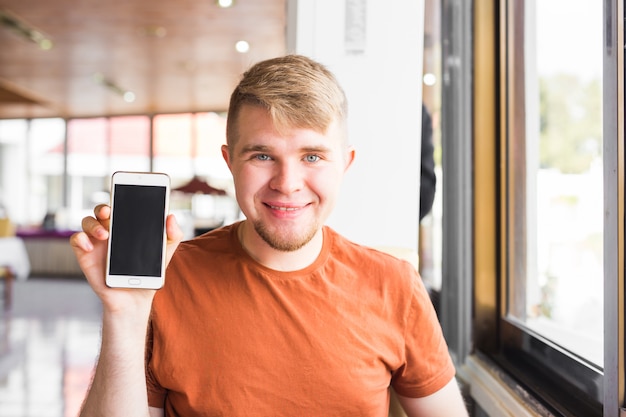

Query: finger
left=166, top=214, right=184, bottom=242
left=165, top=214, right=184, bottom=265
left=94, top=204, right=111, bottom=220
left=69, top=231, right=94, bottom=252
left=81, top=216, right=109, bottom=240
left=69, top=230, right=108, bottom=284
left=94, top=204, right=111, bottom=231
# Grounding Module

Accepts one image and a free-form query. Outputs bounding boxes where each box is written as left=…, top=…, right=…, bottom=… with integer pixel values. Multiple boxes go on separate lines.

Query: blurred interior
left=0, top=1, right=443, bottom=416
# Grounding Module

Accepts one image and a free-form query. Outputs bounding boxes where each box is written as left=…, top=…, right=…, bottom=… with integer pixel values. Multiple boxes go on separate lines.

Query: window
left=506, top=0, right=603, bottom=368
left=64, top=115, right=151, bottom=228
left=477, top=0, right=606, bottom=415
left=29, top=118, right=66, bottom=227
left=109, top=116, right=151, bottom=173
left=153, top=113, right=194, bottom=181
left=0, top=119, right=30, bottom=225
left=0, top=112, right=235, bottom=234
left=153, top=112, right=230, bottom=185
left=194, top=112, right=230, bottom=182
left=66, top=118, right=109, bottom=228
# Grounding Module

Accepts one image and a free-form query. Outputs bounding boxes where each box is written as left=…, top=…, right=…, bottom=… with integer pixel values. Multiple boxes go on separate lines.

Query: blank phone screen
left=108, top=184, right=167, bottom=277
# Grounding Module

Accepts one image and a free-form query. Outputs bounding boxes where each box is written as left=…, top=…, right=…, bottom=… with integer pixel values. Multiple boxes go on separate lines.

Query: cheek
left=309, top=168, right=345, bottom=201
left=232, top=167, right=266, bottom=200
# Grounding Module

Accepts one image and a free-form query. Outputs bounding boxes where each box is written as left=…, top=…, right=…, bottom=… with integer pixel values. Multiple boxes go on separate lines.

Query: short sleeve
left=145, top=318, right=167, bottom=408
left=390, top=271, right=456, bottom=397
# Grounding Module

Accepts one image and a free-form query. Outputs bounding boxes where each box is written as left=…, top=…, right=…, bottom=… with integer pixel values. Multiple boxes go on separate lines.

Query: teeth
left=269, top=205, right=299, bottom=211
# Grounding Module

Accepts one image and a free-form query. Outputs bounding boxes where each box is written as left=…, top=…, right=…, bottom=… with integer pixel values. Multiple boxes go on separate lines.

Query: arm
left=149, top=407, right=165, bottom=417
left=78, top=296, right=154, bottom=417
left=70, top=205, right=182, bottom=417
left=396, top=378, right=469, bottom=417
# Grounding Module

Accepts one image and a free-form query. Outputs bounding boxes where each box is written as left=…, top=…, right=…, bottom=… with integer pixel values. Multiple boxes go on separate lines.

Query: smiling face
left=222, top=104, right=354, bottom=254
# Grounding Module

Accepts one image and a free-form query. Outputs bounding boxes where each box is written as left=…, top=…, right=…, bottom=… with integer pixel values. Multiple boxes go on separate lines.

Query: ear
left=343, top=146, right=356, bottom=173
left=221, top=144, right=232, bottom=171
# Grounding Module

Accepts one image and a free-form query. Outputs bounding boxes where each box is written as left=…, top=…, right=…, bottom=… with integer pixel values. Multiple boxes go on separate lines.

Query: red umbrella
left=173, top=176, right=227, bottom=195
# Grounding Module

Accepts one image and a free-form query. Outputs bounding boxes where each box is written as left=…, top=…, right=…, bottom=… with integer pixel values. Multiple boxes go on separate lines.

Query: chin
left=254, top=220, right=319, bottom=252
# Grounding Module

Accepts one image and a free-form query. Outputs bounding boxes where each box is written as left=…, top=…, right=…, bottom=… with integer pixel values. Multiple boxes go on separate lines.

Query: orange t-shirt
left=146, top=222, right=455, bottom=416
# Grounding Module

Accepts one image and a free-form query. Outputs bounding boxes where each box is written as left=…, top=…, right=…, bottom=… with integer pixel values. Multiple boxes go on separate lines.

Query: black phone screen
left=108, top=184, right=167, bottom=277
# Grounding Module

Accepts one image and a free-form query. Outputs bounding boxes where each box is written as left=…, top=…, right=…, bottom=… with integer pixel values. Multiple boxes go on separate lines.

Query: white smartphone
left=105, top=171, right=170, bottom=289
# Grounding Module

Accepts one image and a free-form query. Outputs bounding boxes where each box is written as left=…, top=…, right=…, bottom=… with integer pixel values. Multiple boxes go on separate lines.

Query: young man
left=70, top=55, right=468, bottom=417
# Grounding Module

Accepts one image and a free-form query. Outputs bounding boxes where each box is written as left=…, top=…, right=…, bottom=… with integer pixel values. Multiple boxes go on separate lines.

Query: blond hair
left=226, top=55, right=348, bottom=147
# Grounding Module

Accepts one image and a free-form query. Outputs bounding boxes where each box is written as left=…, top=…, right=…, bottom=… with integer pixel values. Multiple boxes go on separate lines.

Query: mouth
left=265, top=203, right=303, bottom=211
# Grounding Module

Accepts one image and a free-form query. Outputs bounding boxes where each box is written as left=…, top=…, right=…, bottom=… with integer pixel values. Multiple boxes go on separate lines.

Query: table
left=0, top=237, right=31, bottom=280
left=16, top=229, right=82, bottom=276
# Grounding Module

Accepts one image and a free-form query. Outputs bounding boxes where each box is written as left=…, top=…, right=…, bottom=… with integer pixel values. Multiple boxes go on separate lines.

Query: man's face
left=222, top=105, right=354, bottom=252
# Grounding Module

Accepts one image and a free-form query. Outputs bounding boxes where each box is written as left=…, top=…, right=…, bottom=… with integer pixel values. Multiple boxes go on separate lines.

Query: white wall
left=286, top=0, right=425, bottom=251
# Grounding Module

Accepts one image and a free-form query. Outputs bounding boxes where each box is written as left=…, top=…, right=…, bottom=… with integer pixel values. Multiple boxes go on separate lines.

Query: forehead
left=232, top=105, right=346, bottom=152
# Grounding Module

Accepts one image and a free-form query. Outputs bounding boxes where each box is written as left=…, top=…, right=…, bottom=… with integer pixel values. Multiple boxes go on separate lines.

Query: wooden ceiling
left=0, top=0, right=286, bottom=120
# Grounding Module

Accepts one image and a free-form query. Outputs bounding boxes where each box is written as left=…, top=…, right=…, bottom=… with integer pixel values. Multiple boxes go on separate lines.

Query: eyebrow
left=300, top=145, right=333, bottom=154
left=238, top=144, right=333, bottom=155
left=238, top=144, right=271, bottom=155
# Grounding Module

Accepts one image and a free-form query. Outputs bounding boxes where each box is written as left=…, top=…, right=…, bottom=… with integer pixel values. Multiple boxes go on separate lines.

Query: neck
left=237, top=221, right=324, bottom=271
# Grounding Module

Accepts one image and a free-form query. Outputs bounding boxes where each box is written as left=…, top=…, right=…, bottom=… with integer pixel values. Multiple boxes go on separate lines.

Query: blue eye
left=255, top=154, right=271, bottom=161
left=305, top=155, right=320, bottom=163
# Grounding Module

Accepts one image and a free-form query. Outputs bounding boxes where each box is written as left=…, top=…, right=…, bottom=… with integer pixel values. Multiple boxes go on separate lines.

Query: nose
left=269, top=160, right=303, bottom=194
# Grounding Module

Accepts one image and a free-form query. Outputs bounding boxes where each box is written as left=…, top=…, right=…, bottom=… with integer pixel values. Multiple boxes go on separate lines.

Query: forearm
left=397, top=379, right=468, bottom=417
left=80, top=306, right=152, bottom=417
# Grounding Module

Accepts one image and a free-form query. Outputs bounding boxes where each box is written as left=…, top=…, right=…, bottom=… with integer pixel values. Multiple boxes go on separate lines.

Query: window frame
left=602, top=0, right=625, bottom=413
left=465, top=0, right=624, bottom=415
left=498, top=0, right=603, bottom=414
left=439, top=0, right=474, bottom=367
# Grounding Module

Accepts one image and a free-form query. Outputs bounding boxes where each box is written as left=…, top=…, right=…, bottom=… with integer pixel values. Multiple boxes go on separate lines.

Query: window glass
left=193, top=112, right=238, bottom=228
left=509, top=0, right=603, bottom=367
left=66, top=118, right=109, bottom=229
left=153, top=113, right=193, bottom=181
left=194, top=112, right=231, bottom=181
left=67, top=118, right=108, bottom=175
left=0, top=119, right=28, bottom=144
left=109, top=115, right=151, bottom=173
left=0, top=119, right=29, bottom=225
left=29, top=118, right=66, bottom=227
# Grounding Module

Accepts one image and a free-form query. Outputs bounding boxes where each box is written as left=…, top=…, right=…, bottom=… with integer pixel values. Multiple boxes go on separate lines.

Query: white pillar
left=287, top=0, right=425, bottom=251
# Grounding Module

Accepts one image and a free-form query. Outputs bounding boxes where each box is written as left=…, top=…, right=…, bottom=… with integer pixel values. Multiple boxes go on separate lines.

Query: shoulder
left=156, top=223, right=244, bottom=310
left=164, top=222, right=244, bottom=289
left=326, top=227, right=417, bottom=270
left=174, top=222, right=240, bottom=257
left=323, top=226, right=420, bottom=290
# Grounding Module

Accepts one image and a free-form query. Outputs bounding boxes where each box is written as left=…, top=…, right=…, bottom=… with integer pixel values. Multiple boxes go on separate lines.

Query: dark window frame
left=463, top=0, right=624, bottom=415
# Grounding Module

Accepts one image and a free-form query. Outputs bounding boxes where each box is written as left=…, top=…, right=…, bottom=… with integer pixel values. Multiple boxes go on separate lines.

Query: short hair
left=226, top=54, right=348, bottom=148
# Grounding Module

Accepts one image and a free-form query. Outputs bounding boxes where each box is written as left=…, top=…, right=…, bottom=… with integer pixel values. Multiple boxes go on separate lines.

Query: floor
left=0, top=278, right=102, bottom=417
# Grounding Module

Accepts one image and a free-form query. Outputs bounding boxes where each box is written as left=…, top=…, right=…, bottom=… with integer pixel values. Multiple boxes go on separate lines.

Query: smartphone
left=105, top=171, right=170, bottom=289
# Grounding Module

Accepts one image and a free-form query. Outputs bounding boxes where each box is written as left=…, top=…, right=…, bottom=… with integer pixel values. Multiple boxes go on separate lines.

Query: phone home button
left=128, top=278, right=142, bottom=286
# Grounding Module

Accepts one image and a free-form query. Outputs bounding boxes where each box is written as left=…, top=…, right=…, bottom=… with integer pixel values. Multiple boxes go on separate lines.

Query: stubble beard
left=252, top=219, right=320, bottom=252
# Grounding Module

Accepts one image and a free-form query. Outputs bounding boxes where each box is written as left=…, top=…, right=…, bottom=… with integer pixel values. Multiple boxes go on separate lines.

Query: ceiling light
left=0, top=9, right=53, bottom=50
left=235, top=40, right=249, bottom=53
left=93, top=73, right=135, bottom=103
left=138, top=25, right=167, bottom=38
left=123, top=91, right=136, bottom=103
left=423, top=73, right=437, bottom=86
left=217, top=0, right=234, bottom=8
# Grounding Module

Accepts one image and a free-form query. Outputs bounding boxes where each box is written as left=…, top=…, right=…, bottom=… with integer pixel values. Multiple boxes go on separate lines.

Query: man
left=420, top=104, right=436, bottom=221
left=71, top=54, right=468, bottom=416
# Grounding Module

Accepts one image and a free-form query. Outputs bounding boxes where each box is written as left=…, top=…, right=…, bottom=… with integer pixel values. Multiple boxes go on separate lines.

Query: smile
left=267, top=204, right=301, bottom=211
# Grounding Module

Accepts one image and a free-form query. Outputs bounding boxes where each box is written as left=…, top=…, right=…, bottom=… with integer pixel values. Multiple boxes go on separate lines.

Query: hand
left=70, top=204, right=184, bottom=313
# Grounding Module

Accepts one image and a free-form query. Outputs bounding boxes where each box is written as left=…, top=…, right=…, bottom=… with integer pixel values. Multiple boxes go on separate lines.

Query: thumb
left=164, top=213, right=184, bottom=265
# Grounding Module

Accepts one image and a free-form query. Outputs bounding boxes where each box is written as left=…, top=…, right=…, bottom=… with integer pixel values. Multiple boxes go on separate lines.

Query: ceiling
left=0, top=0, right=286, bottom=120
